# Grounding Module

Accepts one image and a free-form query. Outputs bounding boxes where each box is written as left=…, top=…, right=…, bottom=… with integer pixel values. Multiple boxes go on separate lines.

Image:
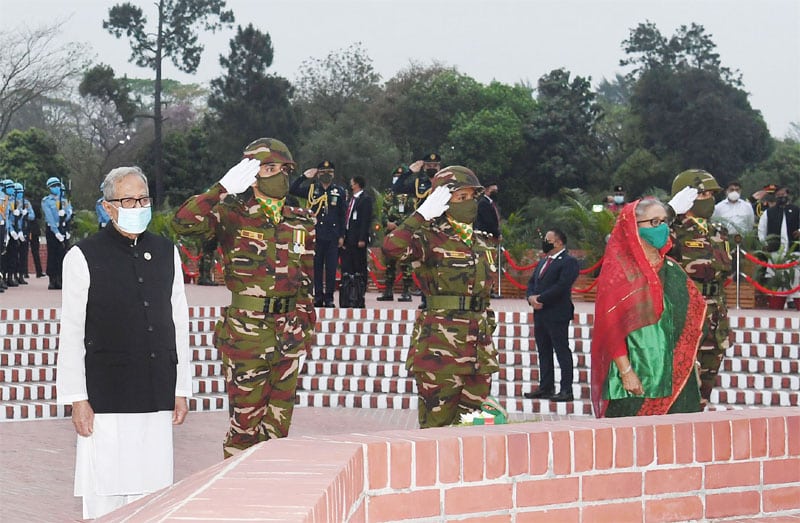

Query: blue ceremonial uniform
left=42, top=187, right=73, bottom=289
left=289, top=176, right=346, bottom=305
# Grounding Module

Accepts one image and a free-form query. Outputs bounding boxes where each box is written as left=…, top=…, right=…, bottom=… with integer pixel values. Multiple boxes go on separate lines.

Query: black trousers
left=30, top=235, right=43, bottom=275
left=313, top=236, right=340, bottom=301
left=45, top=230, right=67, bottom=279
left=533, top=318, right=574, bottom=393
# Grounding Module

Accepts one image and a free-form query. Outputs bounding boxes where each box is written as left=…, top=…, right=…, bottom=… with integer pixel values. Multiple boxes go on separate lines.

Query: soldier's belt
left=230, top=294, right=297, bottom=314
left=426, top=295, right=486, bottom=312
left=694, top=281, right=721, bottom=297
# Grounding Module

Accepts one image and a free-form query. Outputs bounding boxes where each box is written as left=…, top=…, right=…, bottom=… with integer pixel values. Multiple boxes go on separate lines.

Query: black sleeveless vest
left=77, top=226, right=178, bottom=413
left=765, top=205, right=800, bottom=252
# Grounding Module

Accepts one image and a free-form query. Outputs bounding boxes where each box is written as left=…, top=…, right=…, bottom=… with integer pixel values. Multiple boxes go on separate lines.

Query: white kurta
left=56, top=243, right=192, bottom=517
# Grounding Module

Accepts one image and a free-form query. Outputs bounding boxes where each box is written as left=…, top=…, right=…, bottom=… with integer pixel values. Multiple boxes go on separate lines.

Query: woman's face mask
left=638, top=222, right=669, bottom=249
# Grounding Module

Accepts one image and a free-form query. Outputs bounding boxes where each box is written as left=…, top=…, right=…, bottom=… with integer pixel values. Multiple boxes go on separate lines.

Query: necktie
left=539, top=257, right=552, bottom=278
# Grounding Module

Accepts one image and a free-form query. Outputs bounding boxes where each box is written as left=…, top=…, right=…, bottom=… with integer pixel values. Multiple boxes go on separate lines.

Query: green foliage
left=551, top=188, right=616, bottom=268
left=104, top=1, right=234, bottom=73
left=631, top=67, right=772, bottom=183
left=621, top=21, right=742, bottom=86
left=445, top=106, right=524, bottom=180
left=0, top=129, right=72, bottom=208
left=205, top=24, right=298, bottom=171
left=70, top=210, right=101, bottom=241
left=753, top=241, right=800, bottom=291
left=79, top=65, right=138, bottom=124
left=739, top=139, right=800, bottom=199
left=611, top=148, right=681, bottom=200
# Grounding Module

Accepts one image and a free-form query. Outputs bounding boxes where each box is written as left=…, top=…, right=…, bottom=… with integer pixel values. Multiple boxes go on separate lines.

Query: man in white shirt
left=712, top=181, right=755, bottom=236
left=57, top=166, right=191, bottom=519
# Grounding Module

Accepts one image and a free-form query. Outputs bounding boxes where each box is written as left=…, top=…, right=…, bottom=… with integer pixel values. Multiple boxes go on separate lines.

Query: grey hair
left=635, top=198, right=668, bottom=219
left=102, top=166, right=148, bottom=200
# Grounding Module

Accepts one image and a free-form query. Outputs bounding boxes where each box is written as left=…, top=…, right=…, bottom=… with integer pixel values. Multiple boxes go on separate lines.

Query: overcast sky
left=1, top=0, right=798, bottom=137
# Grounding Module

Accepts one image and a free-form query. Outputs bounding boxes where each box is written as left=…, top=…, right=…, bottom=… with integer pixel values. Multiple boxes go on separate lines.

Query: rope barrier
left=369, top=249, right=386, bottom=271
left=502, top=248, right=538, bottom=271
left=178, top=243, right=201, bottom=262
left=741, top=273, right=800, bottom=296
left=578, top=257, right=603, bottom=275
left=502, top=271, right=528, bottom=290
left=742, top=250, right=800, bottom=269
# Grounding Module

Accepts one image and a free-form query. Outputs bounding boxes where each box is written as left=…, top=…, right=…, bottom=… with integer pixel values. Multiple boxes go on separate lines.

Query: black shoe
left=523, top=389, right=554, bottom=399
left=397, top=292, right=412, bottom=302
left=36, top=273, right=45, bottom=278
left=376, top=292, right=394, bottom=301
left=17, top=274, right=28, bottom=285
left=550, top=390, right=574, bottom=402
left=490, top=293, right=501, bottom=299
left=314, top=300, right=323, bottom=307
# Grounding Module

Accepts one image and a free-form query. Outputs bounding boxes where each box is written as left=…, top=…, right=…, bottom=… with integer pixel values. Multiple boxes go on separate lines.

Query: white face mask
left=115, top=206, right=152, bottom=234
left=727, top=191, right=740, bottom=202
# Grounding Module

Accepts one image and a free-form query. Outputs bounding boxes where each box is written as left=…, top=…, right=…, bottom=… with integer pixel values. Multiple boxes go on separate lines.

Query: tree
left=0, top=22, right=88, bottom=138
left=379, top=64, right=483, bottom=159
left=0, top=128, right=72, bottom=208
left=515, top=69, right=603, bottom=204
left=294, top=43, right=382, bottom=126
left=740, top=139, right=800, bottom=198
left=79, top=65, right=138, bottom=125
left=103, top=0, right=234, bottom=206
left=205, top=24, right=298, bottom=170
left=631, top=67, right=772, bottom=183
left=620, top=21, right=741, bottom=86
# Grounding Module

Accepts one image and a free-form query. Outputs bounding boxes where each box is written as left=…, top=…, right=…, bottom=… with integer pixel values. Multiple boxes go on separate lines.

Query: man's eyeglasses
left=107, top=197, right=152, bottom=209
left=636, top=217, right=671, bottom=227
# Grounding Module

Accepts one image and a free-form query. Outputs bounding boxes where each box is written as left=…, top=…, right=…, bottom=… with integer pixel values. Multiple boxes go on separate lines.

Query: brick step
left=2, top=336, right=59, bottom=351
left=0, top=349, right=58, bottom=366
left=722, top=357, right=799, bottom=374
left=730, top=344, right=800, bottom=359
left=711, top=388, right=799, bottom=407
left=718, top=373, right=800, bottom=389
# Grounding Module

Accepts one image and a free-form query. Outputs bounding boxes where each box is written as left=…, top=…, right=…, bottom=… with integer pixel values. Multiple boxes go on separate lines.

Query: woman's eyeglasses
left=636, top=217, right=671, bottom=227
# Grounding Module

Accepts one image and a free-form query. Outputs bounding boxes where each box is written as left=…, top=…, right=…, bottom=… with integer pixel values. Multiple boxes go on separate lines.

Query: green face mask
left=638, top=223, right=670, bottom=249
left=256, top=173, right=289, bottom=199
left=690, top=198, right=715, bottom=219
left=447, top=199, right=478, bottom=224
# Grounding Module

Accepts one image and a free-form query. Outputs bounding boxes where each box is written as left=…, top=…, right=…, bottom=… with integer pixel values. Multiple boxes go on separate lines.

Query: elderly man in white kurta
left=56, top=166, right=191, bottom=520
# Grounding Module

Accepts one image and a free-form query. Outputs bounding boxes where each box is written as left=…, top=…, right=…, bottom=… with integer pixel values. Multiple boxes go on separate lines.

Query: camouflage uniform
left=669, top=216, right=732, bottom=402
left=173, top=182, right=316, bottom=458
left=379, top=170, right=415, bottom=300
left=383, top=201, right=499, bottom=428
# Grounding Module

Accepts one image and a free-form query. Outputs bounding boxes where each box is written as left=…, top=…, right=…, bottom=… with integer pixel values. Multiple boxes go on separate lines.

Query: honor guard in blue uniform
left=42, top=176, right=73, bottom=289
left=289, top=160, right=347, bottom=307
left=9, top=182, right=35, bottom=285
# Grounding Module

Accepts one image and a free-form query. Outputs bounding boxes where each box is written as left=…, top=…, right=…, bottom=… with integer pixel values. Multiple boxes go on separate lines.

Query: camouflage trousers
left=697, top=298, right=731, bottom=403
left=414, top=371, right=491, bottom=428
left=215, top=308, right=307, bottom=458
left=383, top=255, right=413, bottom=290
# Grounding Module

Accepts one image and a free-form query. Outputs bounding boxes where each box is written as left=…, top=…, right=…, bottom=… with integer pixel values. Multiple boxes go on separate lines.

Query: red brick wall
left=101, top=408, right=799, bottom=522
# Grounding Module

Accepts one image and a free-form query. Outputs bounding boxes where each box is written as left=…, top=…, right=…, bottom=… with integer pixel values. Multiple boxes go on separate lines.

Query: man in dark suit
left=524, top=228, right=579, bottom=402
left=474, top=179, right=501, bottom=240
left=341, top=176, right=374, bottom=307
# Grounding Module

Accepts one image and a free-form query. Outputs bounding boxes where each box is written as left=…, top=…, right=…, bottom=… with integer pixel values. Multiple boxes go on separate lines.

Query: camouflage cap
left=243, top=138, right=296, bottom=168
left=432, top=165, right=483, bottom=192
left=317, top=160, right=335, bottom=170
left=671, top=169, right=721, bottom=196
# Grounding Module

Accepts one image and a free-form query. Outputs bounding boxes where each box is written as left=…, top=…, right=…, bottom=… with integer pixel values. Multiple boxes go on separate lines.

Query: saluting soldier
left=668, top=169, right=733, bottom=406
left=392, top=152, right=441, bottom=309
left=289, top=160, right=346, bottom=307
left=383, top=166, right=499, bottom=428
left=173, top=138, right=317, bottom=458
left=42, top=176, right=73, bottom=290
left=378, top=165, right=415, bottom=301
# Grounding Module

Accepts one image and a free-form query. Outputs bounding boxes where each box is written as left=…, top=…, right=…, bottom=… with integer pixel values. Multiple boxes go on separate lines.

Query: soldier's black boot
left=397, top=283, right=412, bottom=302
left=6, top=273, right=18, bottom=287
left=376, top=286, right=393, bottom=301
left=48, top=276, right=58, bottom=290
left=17, top=273, right=28, bottom=284
left=55, top=275, right=62, bottom=289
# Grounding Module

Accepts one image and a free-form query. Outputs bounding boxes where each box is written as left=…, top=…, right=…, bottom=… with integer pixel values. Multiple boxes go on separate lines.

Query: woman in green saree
left=591, top=198, right=707, bottom=418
